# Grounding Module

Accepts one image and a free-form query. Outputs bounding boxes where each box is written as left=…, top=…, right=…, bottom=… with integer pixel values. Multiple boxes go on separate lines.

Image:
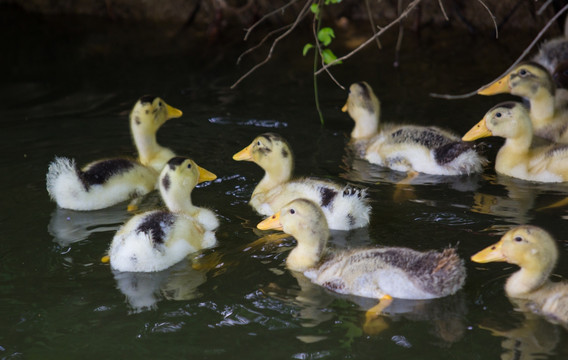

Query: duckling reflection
left=112, top=259, right=207, bottom=313
left=341, top=154, right=482, bottom=203
left=49, top=205, right=131, bottom=246
left=479, top=315, right=567, bottom=360
left=471, top=175, right=538, bottom=224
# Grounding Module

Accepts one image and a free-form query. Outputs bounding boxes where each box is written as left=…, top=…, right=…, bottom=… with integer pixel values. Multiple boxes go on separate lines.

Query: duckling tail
left=46, top=157, right=86, bottom=206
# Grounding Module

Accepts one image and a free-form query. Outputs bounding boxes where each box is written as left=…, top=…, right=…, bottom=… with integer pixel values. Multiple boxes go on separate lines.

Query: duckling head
left=463, top=102, right=532, bottom=141
left=478, top=62, right=555, bottom=98
left=257, top=199, right=329, bottom=271
left=342, top=82, right=380, bottom=139
left=472, top=225, right=558, bottom=294
left=158, top=156, right=217, bottom=213
left=130, top=95, right=183, bottom=136
left=232, top=133, right=294, bottom=182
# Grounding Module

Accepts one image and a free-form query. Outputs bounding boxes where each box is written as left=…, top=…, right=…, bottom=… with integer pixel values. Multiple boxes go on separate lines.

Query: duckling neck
left=505, top=266, right=552, bottom=298
left=529, top=89, right=555, bottom=127
left=351, top=111, right=379, bottom=140
left=253, top=161, right=293, bottom=195
left=132, top=127, right=168, bottom=167
left=286, top=233, right=327, bottom=272
left=163, top=193, right=197, bottom=214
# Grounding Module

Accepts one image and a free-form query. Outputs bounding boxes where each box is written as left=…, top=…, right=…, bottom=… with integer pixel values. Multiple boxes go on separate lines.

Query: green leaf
left=317, top=27, right=335, bottom=46
left=302, top=43, right=314, bottom=56
left=325, top=0, right=342, bottom=4
left=322, top=48, right=341, bottom=65
left=310, top=3, right=319, bottom=14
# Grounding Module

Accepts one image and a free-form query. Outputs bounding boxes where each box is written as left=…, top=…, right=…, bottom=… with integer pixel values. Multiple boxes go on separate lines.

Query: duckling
left=533, top=37, right=568, bottom=81
left=257, top=198, right=466, bottom=302
left=463, top=102, right=568, bottom=183
left=46, top=96, right=182, bottom=211
left=471, top=225, right=568, bottom=325
left=233, top=133, right=370, bottom=230
left=477, top=62, right=568, bottom=143
left=108, top=157, right=218, bottom=272
left=342, top=82, right=485, bottom=176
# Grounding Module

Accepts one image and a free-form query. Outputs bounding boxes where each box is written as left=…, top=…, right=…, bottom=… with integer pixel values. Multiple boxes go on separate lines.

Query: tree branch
left=314, top=0, right=422, bottom=76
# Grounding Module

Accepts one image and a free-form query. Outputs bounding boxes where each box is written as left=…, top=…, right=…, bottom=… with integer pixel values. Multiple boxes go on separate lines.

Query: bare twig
left=393, top=0, right=405, bottom=67
left=476, top=0, right=498, bottom=39
left=315, top=0, right=422, bottom=75
left=365, top=0, right=382, bottom=50
left=231, top=0, right=312, bottom=89
left=430, top=3, right=568, bottom=100
left=537, top=0, right=554, bottom=16
left=243, top=0, right=300, bottom=41
left=237, top=24, right=292, bottom=64
left=437, top=0, right=449, bottom=21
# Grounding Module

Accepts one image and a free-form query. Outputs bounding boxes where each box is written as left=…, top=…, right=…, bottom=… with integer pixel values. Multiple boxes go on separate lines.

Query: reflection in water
left=480, top=316, right=567, bottom=360
left=48, top=206, right=131, bottom=246
left=341, top=156, right=482, bottom=196
left=112, top=260, right=207, bottom=313
left=471, top=175, right=539, bottom=224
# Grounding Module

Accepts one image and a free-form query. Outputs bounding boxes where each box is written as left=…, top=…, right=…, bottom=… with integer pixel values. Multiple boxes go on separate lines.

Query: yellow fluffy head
left=478, top=62, right=555, bottom=98
left=130, top=96, right=183, bottom=134
left=233, top=133, right=294, bottom=175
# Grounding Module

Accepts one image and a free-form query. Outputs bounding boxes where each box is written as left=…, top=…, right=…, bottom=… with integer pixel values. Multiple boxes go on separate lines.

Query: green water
left=2, top=7, right=568, bottom=359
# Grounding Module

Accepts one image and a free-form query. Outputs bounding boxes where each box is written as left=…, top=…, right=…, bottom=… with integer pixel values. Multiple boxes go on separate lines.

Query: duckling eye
left=514, top=236, right=523, bottom=242
left=495, top=112, right=502, bottom=118
left=519, top=69, right=528, bottom=76
left=289, top=209, right=295, bottom=215
left=257, top=141, right=261, bottom=146
left=187, top=163, right=192, bottom=169
left=158, top=101, right=162, bottom=107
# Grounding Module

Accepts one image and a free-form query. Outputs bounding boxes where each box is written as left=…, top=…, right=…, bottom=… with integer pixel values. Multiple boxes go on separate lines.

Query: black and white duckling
left=478, top=62, right=568, bottom=143
left=233, top=133, right=370, bottom=230
left=107, top=157, right=219, bottom=272
left=46, top=96, right=182, bottom=211
left=257, top=199, right=466, bottom=303
left=343, top=82, right=485, bottom=175
left=533, top=37, right=568, bottom=85
left=463, top=102, right=568, bottom=183
left=472, top=225, right=568, bottom=325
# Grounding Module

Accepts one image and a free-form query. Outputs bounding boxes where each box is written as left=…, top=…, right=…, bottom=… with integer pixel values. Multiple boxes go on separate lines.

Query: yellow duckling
left=233, top=133, right=370, bottom=230
left=108, top=157, right=218, bottom=272
left=472, top=225, right=568, bottom=325
left=342, top=82, right=486, bottom=175
left=46, top=96, right=182, bottom=210
left=463, top=102, right=568, bottom=183
left=257, top=198, right=466, bottom=302
left=478, top=62, right=568, bottom=143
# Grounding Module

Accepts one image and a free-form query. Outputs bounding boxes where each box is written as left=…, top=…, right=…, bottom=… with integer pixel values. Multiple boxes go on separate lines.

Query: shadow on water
left=3, top=5, right=568, bottom=359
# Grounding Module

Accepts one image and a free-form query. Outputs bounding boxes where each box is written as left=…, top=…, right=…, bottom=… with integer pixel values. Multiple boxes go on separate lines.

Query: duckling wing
left=528, top=144, right=568, bottom=180
left=364, top=126, right=484, bottom=175
left=46, top=157, right=157, bottom=210
left=254, top=178, right=370, bottom=230
left=306, top=247, right=466, bottom=300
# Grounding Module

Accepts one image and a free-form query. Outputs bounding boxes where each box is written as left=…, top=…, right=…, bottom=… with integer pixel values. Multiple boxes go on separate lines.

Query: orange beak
left=232, top=144, right=253, bottom=161
left=197, top=166, right=217, bottom=183
left=462, top=117, right=493, bottom=141
left=478, top=75, right=510, bottom=95
left=471, top=239, right=506, bottom=263
left=257, top=212, right=283, bottom=231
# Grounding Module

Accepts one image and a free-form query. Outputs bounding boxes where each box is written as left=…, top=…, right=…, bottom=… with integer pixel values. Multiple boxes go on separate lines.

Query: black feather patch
left=161, top=173, right=171, bottom=191
left=320, top=187, right=338, bottom=208
left=434, top=142, right=474, bottom=165
left=136, top=211, right=176, bottom=246
left=79, top=159, right=135, bottom=190
left=167, top=157, right=187, bottom=170
left=391, top=128, right=453, bottom=149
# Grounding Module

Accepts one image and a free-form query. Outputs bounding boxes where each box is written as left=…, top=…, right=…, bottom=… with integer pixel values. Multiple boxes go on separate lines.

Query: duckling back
left=46, top=157, right=156, bottom=210
left=252, top=178, right=370, bottom=230
left=365, top=126, right=486, bottom=175
left=305, top=246, right=466, bottom=300
left=109, top=210, right=216, bottom=272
